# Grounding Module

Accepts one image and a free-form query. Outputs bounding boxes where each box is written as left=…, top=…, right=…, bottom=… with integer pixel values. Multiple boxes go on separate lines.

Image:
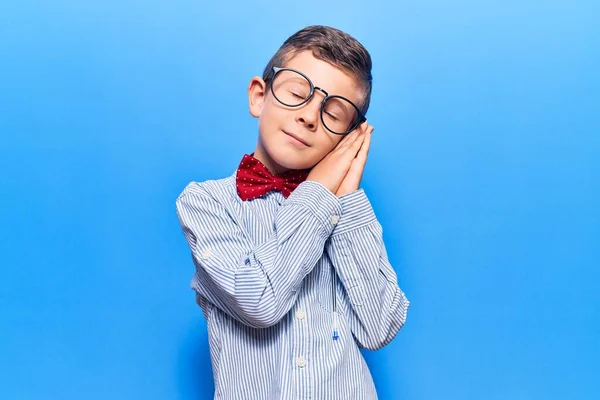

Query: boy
left=176, top=25, right=410, bottom=399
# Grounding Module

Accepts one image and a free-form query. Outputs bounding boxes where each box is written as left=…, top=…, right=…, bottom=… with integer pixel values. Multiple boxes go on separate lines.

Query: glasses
left=267, top=66, right=366, bottom=135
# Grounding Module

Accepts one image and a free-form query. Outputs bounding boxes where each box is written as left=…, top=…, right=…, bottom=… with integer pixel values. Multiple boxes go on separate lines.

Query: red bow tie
left=236, top=154, right=309, bottom=201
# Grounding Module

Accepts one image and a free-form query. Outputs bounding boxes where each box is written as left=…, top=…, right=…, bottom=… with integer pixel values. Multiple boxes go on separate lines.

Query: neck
left=253, top=139, right=290, bottom=176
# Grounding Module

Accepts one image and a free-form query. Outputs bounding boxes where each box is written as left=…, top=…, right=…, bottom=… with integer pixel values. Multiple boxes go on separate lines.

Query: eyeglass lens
left=271, top=69, right=360, bottom=134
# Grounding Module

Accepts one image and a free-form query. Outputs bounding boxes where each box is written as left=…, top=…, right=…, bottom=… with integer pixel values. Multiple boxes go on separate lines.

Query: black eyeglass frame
left=267, top=66, right=367, bottom=135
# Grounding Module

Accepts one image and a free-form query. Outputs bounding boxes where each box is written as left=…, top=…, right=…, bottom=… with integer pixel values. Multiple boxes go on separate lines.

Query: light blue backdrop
left=1, top=1, right=598, bottom=399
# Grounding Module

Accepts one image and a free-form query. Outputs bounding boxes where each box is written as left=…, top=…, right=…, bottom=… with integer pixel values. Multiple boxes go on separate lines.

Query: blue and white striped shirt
left=175, top=171, right=410, bottom=399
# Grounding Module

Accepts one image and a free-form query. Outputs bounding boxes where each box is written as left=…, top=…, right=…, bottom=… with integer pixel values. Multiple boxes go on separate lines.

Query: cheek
left=259, top=97, right=287, bottom=128
left=314, top=135, right=342, bottom=158
left=257, top=101, right=278, bottom=134
left=326, top=135, right=344, bottom=152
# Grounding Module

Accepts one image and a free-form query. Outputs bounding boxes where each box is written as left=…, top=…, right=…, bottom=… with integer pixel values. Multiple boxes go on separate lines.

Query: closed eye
left=291, top=92, right=306, bottom=100
left=325, top=111, right=339, bottom=121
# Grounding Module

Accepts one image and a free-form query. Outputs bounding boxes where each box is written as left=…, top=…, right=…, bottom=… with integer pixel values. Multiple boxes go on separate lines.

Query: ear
left=248, top=76, right=266, bottom=118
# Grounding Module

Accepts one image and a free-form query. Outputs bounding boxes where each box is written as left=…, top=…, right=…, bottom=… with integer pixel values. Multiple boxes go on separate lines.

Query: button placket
left=293, top=302, right=309, bottom=372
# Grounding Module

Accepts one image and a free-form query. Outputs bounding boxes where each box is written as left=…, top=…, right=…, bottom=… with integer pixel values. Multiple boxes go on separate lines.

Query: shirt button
left=295, top=310, right=306, bottom=320
left=296, top=357, right=306, bottom=368
left=201, top=248, right=212, bottom=260
left=331, top=215, right=340, bottom=225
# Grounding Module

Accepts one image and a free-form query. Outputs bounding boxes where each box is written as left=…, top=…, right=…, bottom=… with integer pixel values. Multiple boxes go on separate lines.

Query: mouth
left=283, top=131, right=310, bottom=147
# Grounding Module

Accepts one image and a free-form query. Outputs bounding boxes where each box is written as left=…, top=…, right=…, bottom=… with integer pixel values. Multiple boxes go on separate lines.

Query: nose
left=295, top=97, right=321, bottom=131
left=296, top=87, right=328, bottom=131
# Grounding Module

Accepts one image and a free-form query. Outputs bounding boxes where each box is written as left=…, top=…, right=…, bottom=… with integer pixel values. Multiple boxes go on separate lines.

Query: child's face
left=248, top=50, right=364, bottom=175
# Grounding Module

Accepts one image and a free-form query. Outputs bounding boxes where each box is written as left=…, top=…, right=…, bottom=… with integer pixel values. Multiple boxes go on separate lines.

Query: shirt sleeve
left=325, top=189, right=410, bottom=350
left=175, top=180, right=342, bottom=329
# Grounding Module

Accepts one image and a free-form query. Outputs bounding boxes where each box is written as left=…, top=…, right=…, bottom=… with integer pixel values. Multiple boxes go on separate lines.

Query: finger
left=337, top=120, right=367, bottom=144
left=347, top=128, right=367, bottom=156
left=336, top=121, right=368, bottom=152
left=354, top=121, right=369, bottom=138
left=355, top=127, right=372, bottom=165
left=344, top=120, right=367, bottom=139
left=336, top=125, right=363, bottom=150
left=344, top=130, right=371, bottom=182
left=358, top=120, right=369, bottom=132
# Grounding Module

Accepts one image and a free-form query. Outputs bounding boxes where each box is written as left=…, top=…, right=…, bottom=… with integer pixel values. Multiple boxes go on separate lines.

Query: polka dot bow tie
left=236, top=154, right=310, bottom=201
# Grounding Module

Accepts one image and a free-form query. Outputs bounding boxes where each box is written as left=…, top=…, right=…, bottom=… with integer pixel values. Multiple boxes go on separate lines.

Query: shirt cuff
left=285, top=180, right=343, bottom=234
left=332, top=189, right=377, bottom=236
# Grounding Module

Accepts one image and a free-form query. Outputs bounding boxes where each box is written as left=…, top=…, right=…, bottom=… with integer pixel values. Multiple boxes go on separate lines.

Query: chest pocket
left=317, top=256, right=336, bottom=312
left=319, top=244, right=366, bottom=309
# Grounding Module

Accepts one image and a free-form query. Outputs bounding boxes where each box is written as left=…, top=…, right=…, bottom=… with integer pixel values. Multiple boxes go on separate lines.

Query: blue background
left=1, top=1, right=599, bottom=399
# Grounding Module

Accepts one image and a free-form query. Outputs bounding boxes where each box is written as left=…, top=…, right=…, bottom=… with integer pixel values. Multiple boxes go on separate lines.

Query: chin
left=258, top=126, right=322, bottom=171
left=270, top=148, right=315, bottom=170
left=262, top=137, right=318, bottom=170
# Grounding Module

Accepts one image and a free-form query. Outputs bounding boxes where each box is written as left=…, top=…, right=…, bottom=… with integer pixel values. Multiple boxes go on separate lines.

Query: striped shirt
left=175, top=171, right=410, bottom=399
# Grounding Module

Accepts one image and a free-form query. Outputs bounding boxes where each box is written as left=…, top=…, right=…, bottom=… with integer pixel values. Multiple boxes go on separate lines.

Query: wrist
left=332, top=189, right=377, bottom=236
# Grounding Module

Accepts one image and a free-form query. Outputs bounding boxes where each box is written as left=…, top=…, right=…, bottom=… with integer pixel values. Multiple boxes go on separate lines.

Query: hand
left=307, top=121, right=371, bottom=195
left=336, top=123, right=373, bottom=197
